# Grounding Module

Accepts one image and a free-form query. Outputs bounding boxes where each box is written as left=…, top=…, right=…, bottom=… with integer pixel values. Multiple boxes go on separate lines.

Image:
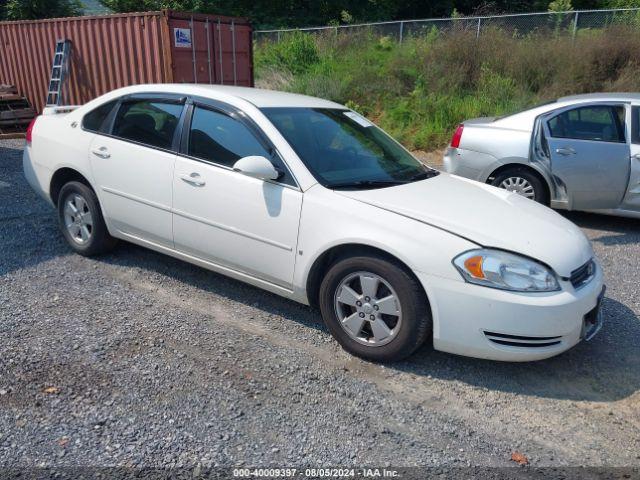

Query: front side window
left=548, top=105, right=626, bottom=143
left=632, top=106, right=640, bottom=144
left=188, top=106, right=295, bottom=185
left=112, top=100, right=183, bottom=150
left=262, top=108, right=437, bottom=189
left=82, top=100, right=117, bottom=133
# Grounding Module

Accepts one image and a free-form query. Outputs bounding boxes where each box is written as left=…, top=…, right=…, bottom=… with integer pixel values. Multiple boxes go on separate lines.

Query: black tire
left=57, top=181, right=117, bottom=256
left=319, top=254, right=432, bottom=362
left=490, top=167, right=549, bottom=205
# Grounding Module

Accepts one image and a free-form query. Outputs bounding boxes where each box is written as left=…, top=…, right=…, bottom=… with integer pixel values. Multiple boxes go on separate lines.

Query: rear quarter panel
left=28, top=110, right=96, bottom=203
left=461, top=124, right=532, bottom=177
left=455, top=123, right=561, bottom=193
left=443, top=147, right=499, bottom=180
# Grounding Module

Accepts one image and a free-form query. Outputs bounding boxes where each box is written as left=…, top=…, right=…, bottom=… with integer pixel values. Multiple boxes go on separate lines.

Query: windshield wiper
left=327, top=180, right=407, bottom=190
left=408, top=169, right=440, bottom=182
left=327, top=169, right=439, bottom=190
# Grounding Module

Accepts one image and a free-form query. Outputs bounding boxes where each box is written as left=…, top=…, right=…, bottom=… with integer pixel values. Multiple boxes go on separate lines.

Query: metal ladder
left=45, top=39, right=71, bottom=107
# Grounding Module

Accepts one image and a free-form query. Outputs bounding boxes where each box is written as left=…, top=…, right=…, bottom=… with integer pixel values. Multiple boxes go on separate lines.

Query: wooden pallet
left=0, top=94, right=23, bottom=102
left=0, top=85, right=34, bottom=134
left=0, top=132, right=26, bottom=140
left=0, top=85, right=18, bottom=95
left=0, top=109, right=35, bottom=122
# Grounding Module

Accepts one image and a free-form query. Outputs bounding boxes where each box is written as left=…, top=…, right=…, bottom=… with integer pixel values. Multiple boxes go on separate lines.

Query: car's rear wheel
left=319, top=255, right=431, bottom=362
left=58, top=181, right=117, bottom=256
left=491, top=168, right=548, bottom=205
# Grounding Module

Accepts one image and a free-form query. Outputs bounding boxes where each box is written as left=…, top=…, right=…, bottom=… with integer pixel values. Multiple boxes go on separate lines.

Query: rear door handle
left=180, top=172, right=206, bottom=187
left=91, top=147, right=110, bottom=159
left=632, top=153, right=640, bottom=160
left=555, top=147, right=576, bottom=156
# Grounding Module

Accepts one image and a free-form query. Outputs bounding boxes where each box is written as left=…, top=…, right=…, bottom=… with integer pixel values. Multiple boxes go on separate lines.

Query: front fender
left=293, top=186, right=476, bottom=303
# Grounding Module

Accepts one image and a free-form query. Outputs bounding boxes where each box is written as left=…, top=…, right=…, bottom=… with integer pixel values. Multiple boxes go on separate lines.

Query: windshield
left=261, top=108, right=438, bottom=189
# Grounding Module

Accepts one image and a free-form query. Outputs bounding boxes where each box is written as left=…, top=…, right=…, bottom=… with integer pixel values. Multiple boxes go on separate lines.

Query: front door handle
left=632, top=153, right=640, bottom=160
left=555, top=147, right=576, bottom=156
left=180, top=172, right=206, bottom=187
left=91, top=147, right=110, bottom=159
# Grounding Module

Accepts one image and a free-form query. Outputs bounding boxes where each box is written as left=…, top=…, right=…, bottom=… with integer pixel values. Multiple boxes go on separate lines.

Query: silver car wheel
left=334, top=271, right=402, bottom=347
left=63, top=193, right=94, bottom=245
left=499, top=176, right=535, bottom=200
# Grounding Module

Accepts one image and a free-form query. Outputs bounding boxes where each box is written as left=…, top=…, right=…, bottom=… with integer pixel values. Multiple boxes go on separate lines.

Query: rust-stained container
left=0, top=10, right=253, bottom=113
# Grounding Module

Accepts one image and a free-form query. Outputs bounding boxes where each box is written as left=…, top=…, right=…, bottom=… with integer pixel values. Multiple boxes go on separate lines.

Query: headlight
left=453, top=249, right=560, bottom=292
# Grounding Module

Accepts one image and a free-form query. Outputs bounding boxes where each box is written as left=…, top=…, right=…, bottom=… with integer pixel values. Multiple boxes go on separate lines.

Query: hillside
left=255, top=26, right=640, bottom=151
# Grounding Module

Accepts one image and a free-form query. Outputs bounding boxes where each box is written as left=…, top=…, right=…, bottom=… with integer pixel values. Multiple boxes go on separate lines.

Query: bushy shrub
left=254, top=31, right=320, bottom=75
left=255, top=26, right=640, bottom=150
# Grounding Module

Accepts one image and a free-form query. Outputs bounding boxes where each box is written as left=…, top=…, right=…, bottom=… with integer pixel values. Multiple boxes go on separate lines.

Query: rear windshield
left=495, top=100, right=557, bottom=121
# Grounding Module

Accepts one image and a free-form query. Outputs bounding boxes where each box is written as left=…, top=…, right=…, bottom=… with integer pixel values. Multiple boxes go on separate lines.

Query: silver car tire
left=319, top=254, right=432, bottom=362
left=58, top=181, right=118, bottom=256
left=491, top=168, right=549, bottom=205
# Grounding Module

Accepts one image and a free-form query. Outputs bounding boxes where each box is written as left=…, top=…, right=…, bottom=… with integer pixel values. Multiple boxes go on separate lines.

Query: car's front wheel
left=491, top=167, right=548, bottom=205
left=319, top=254, right=432, bottom=362
left=58, top=181, right=117, bottom=256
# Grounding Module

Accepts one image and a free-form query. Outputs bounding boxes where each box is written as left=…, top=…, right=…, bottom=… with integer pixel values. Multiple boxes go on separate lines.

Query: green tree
left=98, top=0, right=453, bottom=28
left=548, top=0, right=573, bottom=11
left=5, top=0, right=84, bottom=19
left=606, top=0, right=640, bottom=6
left=97, top=0, right=615, bottom=28
left=98, top=0, right=200, bottom=11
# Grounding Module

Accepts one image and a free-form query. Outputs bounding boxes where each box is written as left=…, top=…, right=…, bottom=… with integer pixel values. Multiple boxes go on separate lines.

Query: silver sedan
left=443, top=93, right=640, bottom=218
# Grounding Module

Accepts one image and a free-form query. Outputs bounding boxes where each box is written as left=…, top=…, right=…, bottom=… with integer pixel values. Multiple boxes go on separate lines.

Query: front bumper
left=416, top=263, right=605, bottom=362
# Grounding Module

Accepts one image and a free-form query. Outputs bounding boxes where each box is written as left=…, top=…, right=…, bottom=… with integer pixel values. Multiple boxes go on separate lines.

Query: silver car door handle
left=180, top=173, right=206, bottom=187
left=555, top=147, right=576, bottom=156
left=91, top=147, right=110, bottom=159
left=632, top=153, right=640, bottom=160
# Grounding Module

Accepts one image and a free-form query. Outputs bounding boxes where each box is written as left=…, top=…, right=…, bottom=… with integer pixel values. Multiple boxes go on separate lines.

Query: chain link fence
left=254, top=8, right=640, bottom=43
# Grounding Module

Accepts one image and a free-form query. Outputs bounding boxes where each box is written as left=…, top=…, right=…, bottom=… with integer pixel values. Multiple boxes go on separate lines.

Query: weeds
left=255, top=26, right=640, bottom=150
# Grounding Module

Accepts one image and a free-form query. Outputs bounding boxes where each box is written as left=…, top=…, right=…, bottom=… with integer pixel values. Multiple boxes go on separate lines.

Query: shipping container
left=0, top=10, right=253, bottom=113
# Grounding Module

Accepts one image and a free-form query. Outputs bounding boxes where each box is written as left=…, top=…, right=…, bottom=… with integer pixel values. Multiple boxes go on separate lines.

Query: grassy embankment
left=254, top=26, right=640, bottom=152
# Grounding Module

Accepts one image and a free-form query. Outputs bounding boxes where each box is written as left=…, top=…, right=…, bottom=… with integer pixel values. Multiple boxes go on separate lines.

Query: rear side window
left=82, top=100, right=117, bottom=133
left=188, top=106, right=295, bottom=185
left=548, top=105, right=626, bottom=143
left=112, top=100, right=183, bottom=150
left=632, top=107, right=640, bottom=144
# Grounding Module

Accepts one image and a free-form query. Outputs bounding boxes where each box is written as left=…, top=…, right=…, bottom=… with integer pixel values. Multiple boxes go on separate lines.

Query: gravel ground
left=1, top=139, right=639, bottom=474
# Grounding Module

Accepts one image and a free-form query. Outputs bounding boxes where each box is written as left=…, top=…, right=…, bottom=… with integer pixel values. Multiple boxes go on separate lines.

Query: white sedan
left=23, top=84, right=605, bottom=362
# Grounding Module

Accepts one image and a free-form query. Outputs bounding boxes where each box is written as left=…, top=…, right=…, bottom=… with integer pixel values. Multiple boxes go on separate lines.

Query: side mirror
left=232, top=155, right=281, bottom=181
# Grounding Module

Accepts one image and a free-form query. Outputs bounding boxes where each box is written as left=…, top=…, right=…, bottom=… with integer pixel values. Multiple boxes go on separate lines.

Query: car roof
left=114, top=83, right=345, bottom=109
left=493, top=92, right=640, bottom=130
left=557, top=92, right=640, bottom=102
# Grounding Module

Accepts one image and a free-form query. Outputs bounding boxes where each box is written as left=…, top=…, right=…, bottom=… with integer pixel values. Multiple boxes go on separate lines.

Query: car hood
left=336, top=173, right=593, bottom=277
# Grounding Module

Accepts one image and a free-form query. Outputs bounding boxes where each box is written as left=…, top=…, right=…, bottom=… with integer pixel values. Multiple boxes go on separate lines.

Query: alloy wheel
left=498, top=176, right=535, bottom=200
left=63, top=193, right=94, bottom=245
left=334, top=271, right=402, bottom=346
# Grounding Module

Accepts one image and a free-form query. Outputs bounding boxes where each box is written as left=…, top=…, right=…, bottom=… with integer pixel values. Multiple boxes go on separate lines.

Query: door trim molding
left=101, top=186, right=172, bottom=212
left=116, top=231, right=296, bottom=295
left=102, top=186, right=293, bottom=252
left=173, top=208, right=293, bottom=252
